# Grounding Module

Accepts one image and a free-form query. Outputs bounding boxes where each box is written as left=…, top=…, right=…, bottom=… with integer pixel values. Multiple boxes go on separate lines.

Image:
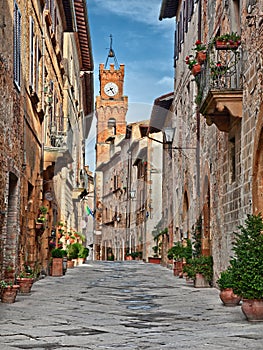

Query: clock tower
left=95, top=39, right=128, bottom=167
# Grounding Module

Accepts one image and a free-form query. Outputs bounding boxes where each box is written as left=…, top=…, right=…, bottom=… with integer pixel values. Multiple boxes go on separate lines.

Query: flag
left=85, top=205, right=94, bottom=218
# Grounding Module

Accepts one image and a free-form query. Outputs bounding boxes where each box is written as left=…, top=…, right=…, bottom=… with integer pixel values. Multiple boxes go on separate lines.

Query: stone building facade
left=95, top=118, right=164, bottom=262
left=0, top=0, right=93, bottom=281
left=159, top=0, right=263, bottom=281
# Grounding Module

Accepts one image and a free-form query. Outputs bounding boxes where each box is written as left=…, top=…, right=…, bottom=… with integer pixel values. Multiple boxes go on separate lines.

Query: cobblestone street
left=0, top=261, right=263, bottom=350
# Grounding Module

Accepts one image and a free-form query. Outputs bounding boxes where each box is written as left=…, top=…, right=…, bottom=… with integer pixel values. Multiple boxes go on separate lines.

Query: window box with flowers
left=185, top=55, right=201, bottom=76
left=214, top=32, right=241, bottom=50
left=194, top=40, right=207, bottom=64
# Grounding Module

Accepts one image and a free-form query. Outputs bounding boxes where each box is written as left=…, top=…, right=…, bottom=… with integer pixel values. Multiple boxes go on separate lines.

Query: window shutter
left=14, top=2, right=21, bottom=88
left=184, top=1, right=188, bottom=33
left=188, top=0, right=194, bottom=21
left=174, top=26, right=178, bottom=67
left=35, top=37, right=39, bottom=95
left=179, top=11, right=184, bottom=44
left=29, top=16, right=35, bottom=88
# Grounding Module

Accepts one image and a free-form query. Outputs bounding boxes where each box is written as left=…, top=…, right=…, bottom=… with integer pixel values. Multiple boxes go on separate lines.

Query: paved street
left=0, top=261, right=263, bottom=350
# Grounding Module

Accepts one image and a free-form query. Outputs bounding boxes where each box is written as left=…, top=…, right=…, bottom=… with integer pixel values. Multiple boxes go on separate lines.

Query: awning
left=148, top=92, right=174, bottom=134
left=159, top=0, right=179, bottom=21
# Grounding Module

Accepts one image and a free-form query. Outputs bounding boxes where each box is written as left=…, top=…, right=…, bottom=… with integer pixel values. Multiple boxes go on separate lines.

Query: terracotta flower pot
left=148, top=257, right=161, bottom=264
left=173, top=261, right=183, bottom=276
left=196, top=51, right=206, bottom=64
left=219, top=288, right=241, bottom=306
left=241, top=299, right=263, bottom=321
left=51, top=258, right=63, bottom=276
left=67, top=260, right=74, bottom=268
left=16, top=277, right=34, bottom=293
left=1, top=285, right=20, bottom=303
left=191, top=64, right=201, bottom=76
left=215, top=40, right=240, bottom=50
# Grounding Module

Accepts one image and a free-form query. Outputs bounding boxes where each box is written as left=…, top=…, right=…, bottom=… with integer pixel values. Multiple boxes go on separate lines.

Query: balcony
left=44, top=131, right=73, bottom=172
left=199, top=44, right=243, bottom=132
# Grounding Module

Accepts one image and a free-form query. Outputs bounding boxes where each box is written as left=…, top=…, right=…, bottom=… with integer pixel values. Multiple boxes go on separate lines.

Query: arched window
left=108, top=118, right=116, bottom=135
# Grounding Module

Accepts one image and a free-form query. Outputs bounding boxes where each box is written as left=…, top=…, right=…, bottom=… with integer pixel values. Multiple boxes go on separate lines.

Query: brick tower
left=95, top=36, right=128, bottom=167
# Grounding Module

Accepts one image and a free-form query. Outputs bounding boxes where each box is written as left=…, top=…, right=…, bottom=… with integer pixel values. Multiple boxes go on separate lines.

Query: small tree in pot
left=230, top=214, right=263, bottom=321
left=167, top=241, right=185, bottom=276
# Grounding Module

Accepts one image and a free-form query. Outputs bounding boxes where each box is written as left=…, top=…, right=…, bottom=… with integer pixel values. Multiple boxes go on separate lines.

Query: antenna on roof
left=105, top=34, right=119, bottom=69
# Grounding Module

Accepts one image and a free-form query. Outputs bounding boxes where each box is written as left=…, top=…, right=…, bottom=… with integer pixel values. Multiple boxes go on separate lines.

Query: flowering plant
left=185, top=55, right=198, bottom=69
left=194, top=40, right=206, bottom=52
left=214, top=32, right=241, bottom=44
left=210, top=61, right=228, bottom=76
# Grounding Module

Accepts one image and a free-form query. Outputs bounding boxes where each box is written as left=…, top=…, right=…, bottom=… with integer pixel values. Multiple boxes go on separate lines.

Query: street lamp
left=147, top=126, right=196, bottom=150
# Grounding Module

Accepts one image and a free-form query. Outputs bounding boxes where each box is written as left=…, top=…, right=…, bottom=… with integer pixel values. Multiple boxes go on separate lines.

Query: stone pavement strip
left=0, top=261, right=263, bottom=350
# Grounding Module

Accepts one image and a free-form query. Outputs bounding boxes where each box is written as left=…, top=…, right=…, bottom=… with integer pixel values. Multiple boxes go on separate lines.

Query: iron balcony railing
left=198, top=43, right=243, bottom=106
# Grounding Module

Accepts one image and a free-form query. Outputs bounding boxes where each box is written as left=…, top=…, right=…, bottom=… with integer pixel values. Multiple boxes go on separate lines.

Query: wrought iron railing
left=198, top=43, right=243, bottom=106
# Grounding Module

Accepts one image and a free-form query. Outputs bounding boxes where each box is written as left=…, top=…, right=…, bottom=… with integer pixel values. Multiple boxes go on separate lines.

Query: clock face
left=104, top=82, right=118, bottom=97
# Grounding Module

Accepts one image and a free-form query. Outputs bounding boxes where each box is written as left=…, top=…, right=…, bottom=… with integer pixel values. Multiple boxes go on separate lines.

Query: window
left=113, top=175, right=119, bottom=190
left=108, top=118, right=116, bottom=135
left=174, top=0, right=195, bottom=65
left=14, top=1, right=21, bottom=88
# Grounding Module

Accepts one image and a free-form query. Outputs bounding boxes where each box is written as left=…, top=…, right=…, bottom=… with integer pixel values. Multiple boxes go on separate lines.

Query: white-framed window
left=14, top=1, right=21, bottom=89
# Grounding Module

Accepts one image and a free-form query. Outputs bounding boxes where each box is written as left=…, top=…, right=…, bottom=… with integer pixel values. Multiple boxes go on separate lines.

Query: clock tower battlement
left=95, top=40, right=128, bottom=168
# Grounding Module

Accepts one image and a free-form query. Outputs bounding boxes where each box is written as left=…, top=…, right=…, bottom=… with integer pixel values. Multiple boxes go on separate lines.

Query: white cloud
left=157, top=76, right=174, bottom=86
left=88, top=0, right=173, bottom=28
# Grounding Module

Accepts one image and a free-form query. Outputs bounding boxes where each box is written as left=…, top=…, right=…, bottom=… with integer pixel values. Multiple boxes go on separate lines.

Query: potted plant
left=16, top=264, right=35, bottom=293
left=148, top=231, right=163, bottom=264
left=217, top=268, right=241, bottom=306
left=125, top=252, right=133, bottom=261
left=183, top=256, right=213, bottom=287
left=214, top=32, right=241, bottom=50
left=50, top=248, right=67, bottom=276
left=131, top=251, right=142, bottom=260
left=148, top=244, right=162, bottom=264
left=230, top=214, right=263, bottom=321
left=194, top=40, right=207, bottom=64
left=185, top=55, right=201, bottom=76
left=66, top=243, right=79, bottom=268
left=36, top=205, right=48, bottom=228
left=0, top=281, right=20, bottom=303
left=78, top=245, right=89, bottom=265
left=167, top=242, right=185, bottom=276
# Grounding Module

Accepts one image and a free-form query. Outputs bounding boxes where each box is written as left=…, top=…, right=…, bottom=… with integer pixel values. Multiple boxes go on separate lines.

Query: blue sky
left=85, top=0, right=175, bottom=170
left=87, top=0, right=175, bottom=115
